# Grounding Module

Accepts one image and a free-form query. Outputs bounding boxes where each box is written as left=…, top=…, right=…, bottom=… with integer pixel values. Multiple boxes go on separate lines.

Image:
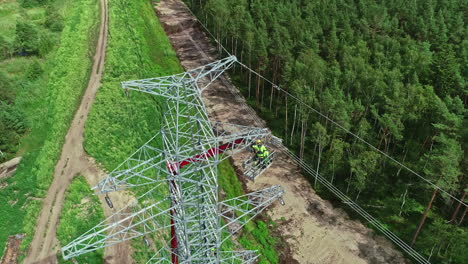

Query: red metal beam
left=167, top=138, right=245, bottom=174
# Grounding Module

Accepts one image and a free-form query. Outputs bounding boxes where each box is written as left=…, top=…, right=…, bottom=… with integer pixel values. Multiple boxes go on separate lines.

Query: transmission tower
left=61, top=56, right=285, bottom=263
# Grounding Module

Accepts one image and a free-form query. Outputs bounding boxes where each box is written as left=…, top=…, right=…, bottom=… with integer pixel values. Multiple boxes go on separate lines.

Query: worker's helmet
left=256, top=139, right=262, bottom=144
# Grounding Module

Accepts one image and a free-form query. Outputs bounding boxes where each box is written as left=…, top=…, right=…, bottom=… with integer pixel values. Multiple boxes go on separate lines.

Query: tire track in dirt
left=155, top=1, right=409, bottom=263
left=22, top=0, right=133, bottom=263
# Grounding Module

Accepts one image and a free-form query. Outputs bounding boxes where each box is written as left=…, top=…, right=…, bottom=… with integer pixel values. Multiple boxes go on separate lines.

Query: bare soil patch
left=155, top=1, right=409, bottom=263
left=0, top=235, right=24, bottom=264
left=0, top=157, right=21, bottom=181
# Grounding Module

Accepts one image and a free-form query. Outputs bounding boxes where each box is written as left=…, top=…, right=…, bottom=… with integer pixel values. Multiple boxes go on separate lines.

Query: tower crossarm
left=93, top=132, right=167, bottom=194
left=121, top=56, right=237, bottom=98
left=62, top=190, right=174, bottom=260
left=218, top=185, right=284, bottom=244
left=186, top=56, right=237, bottom=91
left=168, top=129, right=269, bottom=173
left=121, top=75, right=193, bottom=98
left=92, top=123, right=269, bottom=195
left=146, top=242, right=174, bottom=264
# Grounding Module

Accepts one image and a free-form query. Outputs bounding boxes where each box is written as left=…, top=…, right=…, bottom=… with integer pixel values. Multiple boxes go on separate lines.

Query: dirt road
left=22, top=0, right=132, bottom=263
left=155, top=1, right=408, bottom=263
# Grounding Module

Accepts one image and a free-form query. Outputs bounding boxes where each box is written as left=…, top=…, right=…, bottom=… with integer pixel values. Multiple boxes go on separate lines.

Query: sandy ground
left=21, top=0, right=133, bottom=263
left=155, top=1, right=409, bottom=263
left=1, top=235, right=24, bottom=264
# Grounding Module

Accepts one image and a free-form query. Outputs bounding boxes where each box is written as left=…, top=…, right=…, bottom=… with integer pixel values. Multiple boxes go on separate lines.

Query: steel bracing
left=62, top=56, right=284, bottom=263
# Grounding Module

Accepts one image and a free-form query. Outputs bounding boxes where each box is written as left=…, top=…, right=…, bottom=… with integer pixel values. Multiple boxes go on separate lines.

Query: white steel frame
left=61, top=57, right=284, bottom=264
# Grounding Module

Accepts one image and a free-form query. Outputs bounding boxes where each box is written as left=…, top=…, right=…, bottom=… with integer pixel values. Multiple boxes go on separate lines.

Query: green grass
left=84, top=0, right=182, bottom=170
left=0, top=0, right=99, bottom=260
left=56, top=175, right=105, bottom=264
left=0, top=0, right=20, bottom=42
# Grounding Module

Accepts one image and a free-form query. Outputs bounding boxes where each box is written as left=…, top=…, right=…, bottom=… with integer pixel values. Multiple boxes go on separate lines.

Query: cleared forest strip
left=155, top=1, right=408, bottom=263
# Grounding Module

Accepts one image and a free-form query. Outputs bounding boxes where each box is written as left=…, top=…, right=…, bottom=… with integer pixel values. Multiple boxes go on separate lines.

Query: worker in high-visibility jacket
left=252, top=140, right=269, bottom=167
left=252, top=139, right=266, bottom=156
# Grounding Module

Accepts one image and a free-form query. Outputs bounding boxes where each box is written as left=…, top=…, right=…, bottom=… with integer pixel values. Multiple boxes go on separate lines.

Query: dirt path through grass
left=23, top=0, right=132, bottom=263
left=155, top=1, right=409, bottom=263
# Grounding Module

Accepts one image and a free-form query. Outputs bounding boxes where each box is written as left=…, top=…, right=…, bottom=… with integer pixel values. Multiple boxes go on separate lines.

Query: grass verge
left=56, top=175, right=105, bottom=264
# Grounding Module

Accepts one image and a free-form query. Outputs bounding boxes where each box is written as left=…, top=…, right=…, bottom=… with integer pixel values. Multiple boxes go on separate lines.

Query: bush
left=0, top=71, right=14, bottom=103
left=37, top=31, right=55, bottom=57
left=0, top=36, right=13, bottom=60
left=45, top=6, right=64, bottom=32
left=0, top=69, right=28, bottom=162
left=24, top=59, right=43, bottom=79
left=19, top=0, right=48, bottom=8
left=15, top=20, right=40, bottom=55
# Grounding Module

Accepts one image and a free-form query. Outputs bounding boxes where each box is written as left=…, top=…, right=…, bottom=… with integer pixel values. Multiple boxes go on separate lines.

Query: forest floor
left=155, top=1, right=409, bottom=263
left=21, top=0, right=132, bottom=263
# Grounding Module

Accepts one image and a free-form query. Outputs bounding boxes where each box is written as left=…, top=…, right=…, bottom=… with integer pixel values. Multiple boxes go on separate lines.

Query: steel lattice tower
left=61, top=56, right=285, bottom=264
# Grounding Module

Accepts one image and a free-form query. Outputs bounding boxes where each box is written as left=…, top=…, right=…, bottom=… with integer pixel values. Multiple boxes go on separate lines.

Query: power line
left=235, top=61, right=467, bottom=208
left=277, top=143, right=430, bottom=264
left=208, top=56, right=430, bottom=262
left=185, top=5, right=466, bottom=207
left=218, top=71, right=431, bottom=264
left=183, top=3, right=464, bottom=262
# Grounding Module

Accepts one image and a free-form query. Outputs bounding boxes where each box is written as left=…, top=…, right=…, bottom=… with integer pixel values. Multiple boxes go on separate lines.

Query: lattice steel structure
left=61, top=56, right=284, bottom=263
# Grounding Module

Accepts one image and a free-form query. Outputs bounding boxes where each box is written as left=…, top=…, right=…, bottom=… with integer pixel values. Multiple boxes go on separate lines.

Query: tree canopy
left=187, top=0, right=467, bottom=262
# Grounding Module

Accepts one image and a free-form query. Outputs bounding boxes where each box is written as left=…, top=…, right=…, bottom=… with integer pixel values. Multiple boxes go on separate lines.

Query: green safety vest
left=259, top=150, right=270, bottom=158
left=253, top=144, right=268, bottom=158
left=253, top=144, right=266, bottom=152
left=253, top=144, right=261, bottom=152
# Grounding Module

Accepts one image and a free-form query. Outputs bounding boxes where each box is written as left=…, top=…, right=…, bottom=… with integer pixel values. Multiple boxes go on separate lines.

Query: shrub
left=37, top=31, right=55, bottom=57
left=0, top=35, right=13, bottom=60
left=19, top=0, right=48, bottom=9
left=15, top=20, right=40, bottom=55
left=44, top=6, right=64, bottom=32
